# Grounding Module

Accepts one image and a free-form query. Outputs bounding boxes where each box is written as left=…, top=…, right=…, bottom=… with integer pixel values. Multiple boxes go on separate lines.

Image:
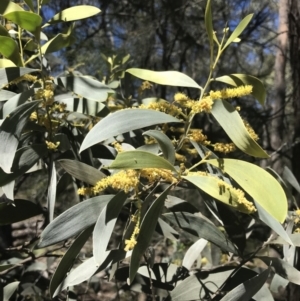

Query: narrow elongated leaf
left=206, top=159, right=288, bottom=223
left=1, top=89, right=35, bottom=118
left=220, top=268, right=270, bottom=301
left=0, top=36, right=22, bottom=66
left=183, top=175, right=255, bottom=214
left=215, top=74, right=266, bottom=105
left=93, top=191, right=127, bottom=265
left=127, top=68, right=201, bottom=89
left=0, top=90, right=16, bottom=101
left=143, top=130, right=175, bottom=164
left=59, top=159, right=105, bottom=185
left=0, top=59, right=15, bottom=68
left=182, top=238, right=208, bottom=270
left=80, top=109, right=180, bottom=152
left=2, top=180, right=14, bottom=200
left=223, top=14, right=253, bottom=50
left=54, top=250, right=130, bottom=296
left=50, top=226, right=93, bottom=297
left=3, top=281, right=19, bottom=301
left=38, top=195, right=115, bottom=248
left=41, top=32, right=74, bottom=54
left=109, top=150, right=177, bottom=172
left=211, top=100, right=268, bottom=157
left=0, top=200, right=43, bottom=225
left=129, top=186, right=172, bottom=283
left=283, top=166, right=300, bottom=194
left=157, top=218, right=179, bottom=240
left=0, top=144, right=48, bottom=187
left=0, top=101, right=40, bottom=173
left=55, top=75, right=113, bottom=101
left=0, top=67, right=38, bottom=89
left=47, top=162, right=56, bottom=222
left=44, top=6, right=101, bottom=26
left=0, top=24, right=9, bottom=37
left=164, top=212, right=237, bottom=254
left=258, top=256, right=300, bottom=285
left=3, top=11, right=42, bottom=32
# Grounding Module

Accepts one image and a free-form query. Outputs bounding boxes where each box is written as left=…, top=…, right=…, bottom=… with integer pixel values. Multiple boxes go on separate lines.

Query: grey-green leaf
left=211, top=100, right=268, bottom=157
left=109, top=150, right=177, bottom=172
left=80, top=109, right=181, bottom=152
left=3, top=281, right=20, bottom=301
left=38, top=195, right=115, bottom=248
left=143, top=130, right=175, bottom=164
left=129, top=185, right=172, bottom=283
left=164, top=212, right=237, bottom=254
left=59, top=159, right=105, bottom=185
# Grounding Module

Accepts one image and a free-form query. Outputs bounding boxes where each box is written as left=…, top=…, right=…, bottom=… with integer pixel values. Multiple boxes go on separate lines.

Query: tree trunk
left=268, top=0, right=289, bottom=174
left=288, top=0, right=300, bottom=300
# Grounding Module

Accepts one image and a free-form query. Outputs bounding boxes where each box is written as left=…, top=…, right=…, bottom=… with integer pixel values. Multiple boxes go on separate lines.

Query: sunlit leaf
left=0, top=36, right=22, bottom=66
left=223, top=14, right=253, bottom=50
left=0, top=200, right=43, bottom=225
left=44, top=6, right=101, bottom=27
left=215, top=74, right=266, bottom=105
left=182, top=238, right=208, bottom=270
left=183, top=175, right=255, bottom=214
left=59, top=159, right=105, bottom=185
left=211, top=100, right=268, bottom=157
left=164, top=212, right=237, bottom=254
left=205, top=159, right=288, bottom=223
left=38, top=195, right=115, bottom=248
left=47, top=162, right=56, bottom=222
left=80, top=109, right=181, bottom=152
left=3, top=281, right=20, bottom=301
left=93, top=191, right=127, bottom=265
left=129, top=185, right=172, bottom=283
left=1, top=1, right=23, bottom=15
left=3, top=11, right=42, bottom=32
left=143, top=130, right=175, bottom=164
left=0, top=101, right=40, bottom=173
left=127, top=68, right=201, bottom=89
left=220, top=268, right=270, bottom=301
left=109, top=150, right=177, bottom=172
left=0, top=59, right=16, bottom=68
left=49, top=226, right=93, bottom=297
left=41, top=32, right=74, bottom=54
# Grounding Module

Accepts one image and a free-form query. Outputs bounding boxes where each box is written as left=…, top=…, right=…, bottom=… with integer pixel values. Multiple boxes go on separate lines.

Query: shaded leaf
left=59, top=159, right=105, bottom=185
left=211, top=100, right=268, bottom=157
left=1, top=1, right=23, bottom=15
left=164, top=212, right=237, bottom=254
left=258, top=256, right=300, bottom=285
left=80, top=109, right=181, bottom=152
left=127, top=68, right=201, bottom=89
left=220, top=268, right=270, bottom=301
left=55, top=75, right=113, bottom=101
left=0, top=0, right=10, bottom=14
left=41, top=32, right=74, bottom=54
left=0, top=36, right=22, bottom=66
left=215, top=74, right=266, bottom=105
left=157, top=218, right=179, bottom=240
left=0, top=101, right=40, bottom=173
left=24, top=0, right=34, bottom=11
left=143, top=130, right=175, bottom=164
left=93, top=191, right=128, bottom=265
left=49, top=226, right=93, bottom=297
left=109, top=150, right=177, bottom=172
left=283, top=166, right=300, bottom=194
left=129, top=185, right=172, bottom=283
left=44, top=6, right=101, bottom=26
left=223, top=14, right=253, bottom=50
left=0, top=200, right=43, bottom=225
left=38, top=195, right=115, bottom=248
left=0, top=264, right=14, bottom=272
left=3, top=11, right=42, bottom=33
left=206, top=159, right=288, bottom=223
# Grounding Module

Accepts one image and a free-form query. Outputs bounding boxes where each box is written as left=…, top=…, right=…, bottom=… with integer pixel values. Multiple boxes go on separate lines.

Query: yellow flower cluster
left=187, top=97, right=214, bottom=114
left=217, top=180, right=256, bottom=214
left=138, top=81, right=153, bottom=94
left=45, top=140, right=60, bottom=150
left=7, top=74, right=37, bottom=86
left=188, top=129, right=208, bottom=143
left=175, top=153, right=187, bottom=162
left=112, top=141, right=123, bottom=153
left=141, top=168, right=178, bottom=183
left=213, top=143, right=236, bottom=153
left=140, top=101, right=183, bottom=117
left=209, top=85, right=253, bottom=100
left=124, top=212, right=141, bottom=251
left=174, top=92, right=189, bottom=103
left=243, top=120, right=259, bottom=141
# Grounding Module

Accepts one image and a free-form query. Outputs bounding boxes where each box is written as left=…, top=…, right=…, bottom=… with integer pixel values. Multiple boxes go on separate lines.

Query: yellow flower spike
left=174, top=92, right=189, bottom=103
left=213, top=142, right=236, bottom=153
left=124, top=238, right=137, bottom=251
left=45, top=140, right=60, bottom=150
left=209, top=85, right=253, bottom=100
left=243, top=120, right=259, bottom=141
left=189, top=97, right=214, bottom=114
